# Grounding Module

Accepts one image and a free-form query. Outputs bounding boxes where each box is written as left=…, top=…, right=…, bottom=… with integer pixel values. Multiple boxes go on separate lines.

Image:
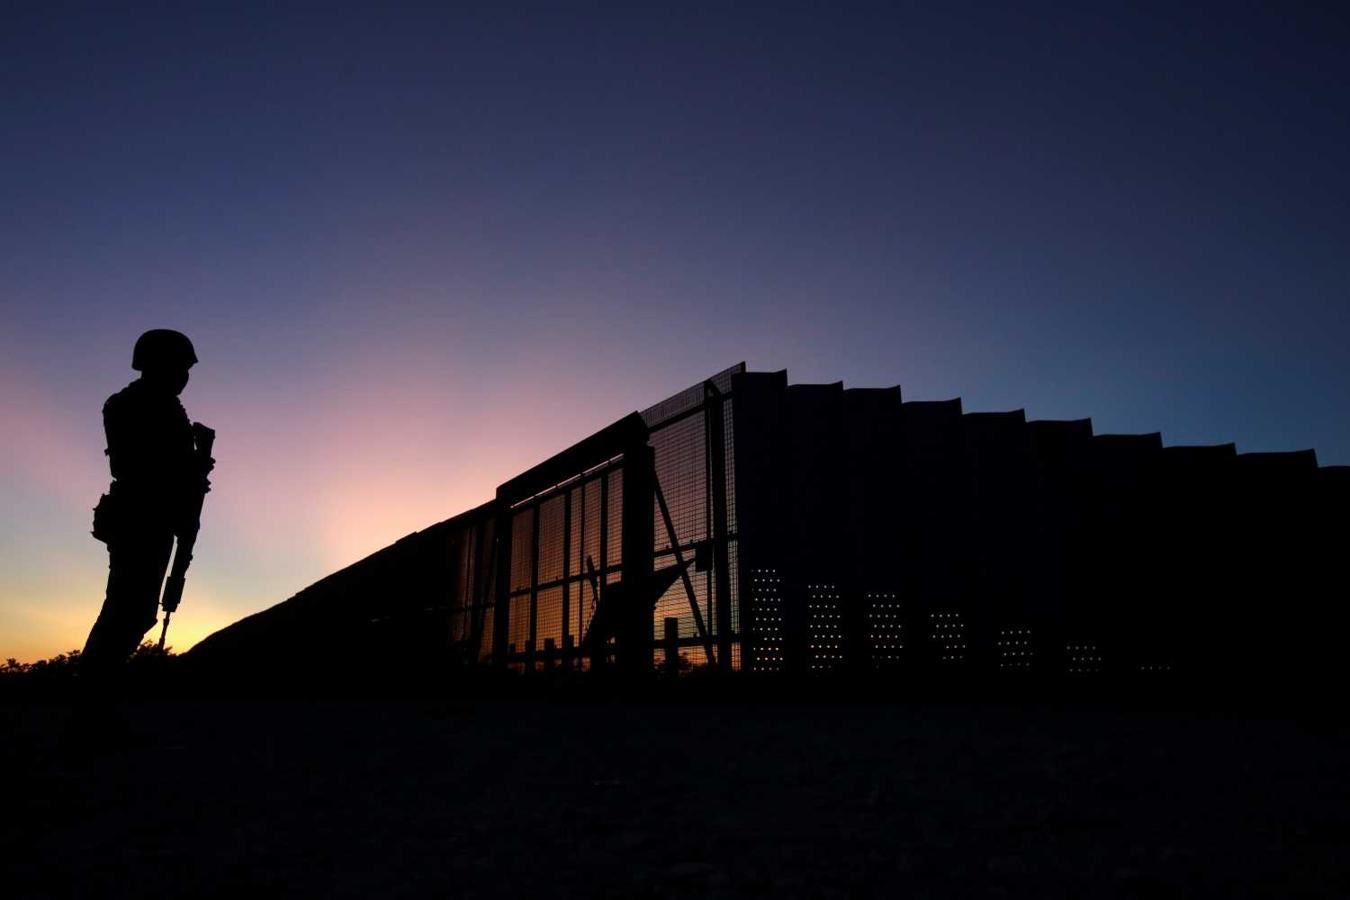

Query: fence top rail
left=496, top=412, right=648, bottom=506
left=641, top=362, right=745, bottom=429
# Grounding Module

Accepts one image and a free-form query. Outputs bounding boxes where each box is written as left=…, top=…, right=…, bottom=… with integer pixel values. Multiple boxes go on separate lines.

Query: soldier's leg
left=82, top=531, right=175, bottom=678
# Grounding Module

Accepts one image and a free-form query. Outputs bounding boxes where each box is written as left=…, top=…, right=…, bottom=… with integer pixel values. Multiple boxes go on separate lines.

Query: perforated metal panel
left=867, top=592, right=904, bottom=667
left=807, top=584, right=844, bottom=671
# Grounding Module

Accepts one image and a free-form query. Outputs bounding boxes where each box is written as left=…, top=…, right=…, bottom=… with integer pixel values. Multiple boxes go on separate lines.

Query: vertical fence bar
left=664, top=617, right=680, bottom=675
left=706, top=381, right=733, bottom=671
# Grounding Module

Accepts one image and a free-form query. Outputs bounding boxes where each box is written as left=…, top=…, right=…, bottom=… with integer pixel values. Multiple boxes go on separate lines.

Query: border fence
left=191, top=364, right=1348, bottom=695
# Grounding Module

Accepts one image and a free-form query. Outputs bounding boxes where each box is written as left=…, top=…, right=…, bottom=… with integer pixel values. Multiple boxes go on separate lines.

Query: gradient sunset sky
left=3, top=4, right=1347, bottom=661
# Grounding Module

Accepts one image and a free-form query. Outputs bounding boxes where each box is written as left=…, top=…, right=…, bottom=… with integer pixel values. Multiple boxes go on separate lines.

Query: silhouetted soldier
left=82, top=330, right=214, bottom=686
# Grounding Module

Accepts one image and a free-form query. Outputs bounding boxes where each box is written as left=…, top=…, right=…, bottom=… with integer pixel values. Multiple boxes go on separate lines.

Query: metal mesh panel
left=569, top=485, right=583, bottom=577
left=652, top=414, right=707, bottom=552
left=561, top=581, right=573, bottom=649
left=580, top=478, right=602, bottom=575
left=507, top=595, right=529, bottom=654
left=651, top=565, right=707, bottom=641
left=676, top=645, right=713, bottom=668
left=723, top=397, right=738, bottom=536
left=535, top=586, right=564, bottom=651
left=606, top=471, right=623, bottom=568
left=537, top=495, right=565, bottom=585
left=640, top=363, right=744, bottom=428
left=448, top=534, right=472, bottom=643
left=503, top=465, right=618, bottom=656
left=510, top=508, right=534, bottom=593
left=726, top=541, right=741, bottom=638
left=577, top=569, right=599, bottom=641
left=478, top=605, right=494, bottom=662
left=449, top=608, right=469, bottom=644
left=445, top=514, right=496, bottom=659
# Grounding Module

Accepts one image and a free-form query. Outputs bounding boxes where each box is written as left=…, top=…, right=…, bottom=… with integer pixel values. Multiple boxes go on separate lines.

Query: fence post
left=664, top=617, right=680, bottom=676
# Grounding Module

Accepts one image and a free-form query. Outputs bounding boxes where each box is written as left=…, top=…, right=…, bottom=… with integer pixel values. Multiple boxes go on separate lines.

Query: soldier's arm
left=171, top=406, right=210, bottom=534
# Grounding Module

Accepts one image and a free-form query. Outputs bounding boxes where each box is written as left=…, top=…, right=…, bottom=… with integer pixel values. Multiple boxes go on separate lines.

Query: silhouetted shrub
left=0, top=643, right=176, bottom=698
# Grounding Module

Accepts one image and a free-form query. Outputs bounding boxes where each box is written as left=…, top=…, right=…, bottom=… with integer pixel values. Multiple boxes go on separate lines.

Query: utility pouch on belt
left=91, top=492, right=119, bottom=543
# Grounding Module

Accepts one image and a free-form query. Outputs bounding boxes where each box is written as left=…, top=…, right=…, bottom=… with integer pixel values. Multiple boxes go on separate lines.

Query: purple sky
left=3, top=3, right=1347, bottom=660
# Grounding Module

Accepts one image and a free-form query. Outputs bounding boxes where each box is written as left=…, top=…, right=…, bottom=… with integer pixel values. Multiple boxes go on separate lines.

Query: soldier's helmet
left=132, top=329, right=198, bottom=372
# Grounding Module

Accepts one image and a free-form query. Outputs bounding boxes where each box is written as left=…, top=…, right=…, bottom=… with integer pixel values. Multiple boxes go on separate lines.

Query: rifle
left=158, top=422, right=215, bottom=651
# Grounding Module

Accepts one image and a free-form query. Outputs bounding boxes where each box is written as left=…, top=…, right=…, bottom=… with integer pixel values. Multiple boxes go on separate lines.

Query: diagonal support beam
left=654, top=478, right=716, bottom=663
left=582, top=555, right=602, bottom=646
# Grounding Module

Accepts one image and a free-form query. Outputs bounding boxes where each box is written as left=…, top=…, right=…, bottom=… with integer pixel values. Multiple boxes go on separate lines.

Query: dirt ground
left=3, top=697, right=1347, bottom=898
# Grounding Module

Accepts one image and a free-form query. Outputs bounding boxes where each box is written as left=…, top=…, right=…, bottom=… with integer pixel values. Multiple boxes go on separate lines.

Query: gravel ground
left=3, top=698, right=1347, bottom=898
